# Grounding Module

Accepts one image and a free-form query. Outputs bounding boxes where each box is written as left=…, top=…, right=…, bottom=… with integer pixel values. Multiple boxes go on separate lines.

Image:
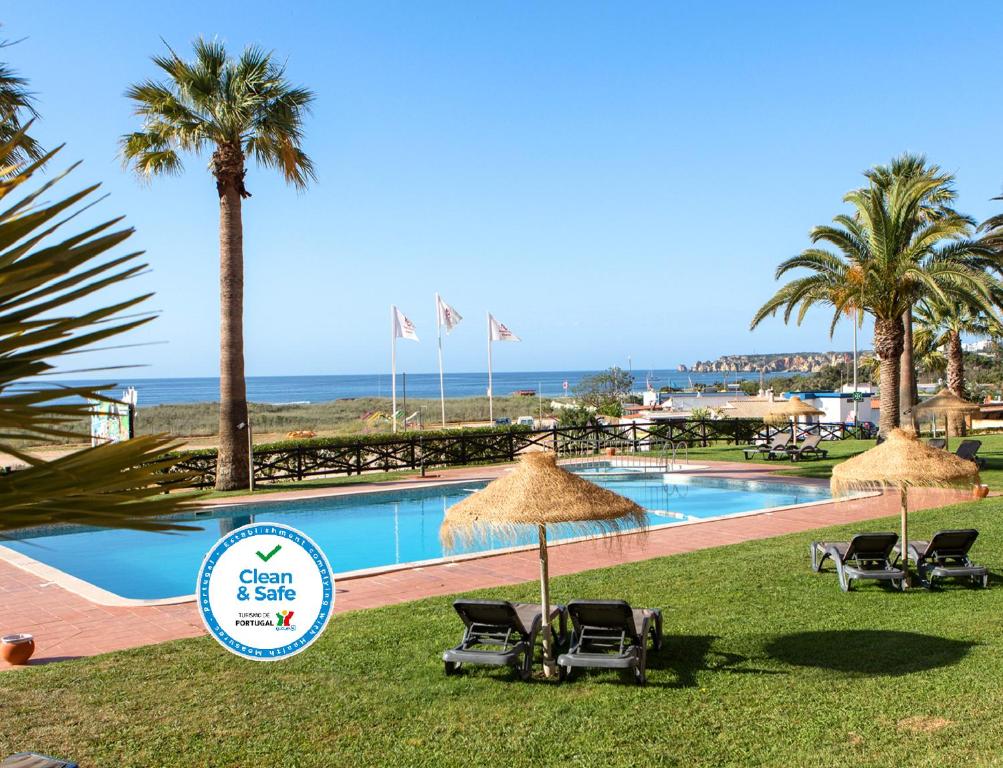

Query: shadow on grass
left=764, top=630, right=975, bottom=676
left=646, top=634, right=782, bottom=688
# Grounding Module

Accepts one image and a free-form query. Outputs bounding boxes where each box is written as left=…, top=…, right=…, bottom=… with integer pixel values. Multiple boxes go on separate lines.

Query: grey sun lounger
left=906, top=529, right=989, bottom=588
left=927, top=438, right=947, bottom=450
left=810, top=532, right=906, bottom=592
left=743, top=434, right=790, bottom=461
left=955, top=440, right=987, bottom=469
left=556, top=600, right=663, bottom=685
left=787, top=434, right=828, bottom=462
left=1, top=755, right=78, bottom=768
left=443, top=599, right=566, bottom=680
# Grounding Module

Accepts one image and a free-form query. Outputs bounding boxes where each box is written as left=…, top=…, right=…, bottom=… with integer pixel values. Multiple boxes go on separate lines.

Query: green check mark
left=256, top=544, right=282, bottom=563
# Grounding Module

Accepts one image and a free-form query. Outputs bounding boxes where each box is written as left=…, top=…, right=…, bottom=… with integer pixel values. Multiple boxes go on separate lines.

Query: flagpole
left=391, top=305, right=398, bottom=434
left=487, top=312, right=494, bottom=422
left=436, top=293, right=446, bottom=427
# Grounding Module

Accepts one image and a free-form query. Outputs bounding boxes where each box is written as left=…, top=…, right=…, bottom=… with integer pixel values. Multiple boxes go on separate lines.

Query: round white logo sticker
left=197, top=523, right=334, bottom=660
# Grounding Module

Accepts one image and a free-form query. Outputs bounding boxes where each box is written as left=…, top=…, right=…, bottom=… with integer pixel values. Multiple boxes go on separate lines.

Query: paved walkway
left=0, top=460, right=973, bottom=668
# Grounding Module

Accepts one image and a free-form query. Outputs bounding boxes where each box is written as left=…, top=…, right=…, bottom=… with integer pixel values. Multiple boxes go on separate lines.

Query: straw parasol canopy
left=441, top=452, right=647, bottom=675
left=441, top=452, right=646, bottom=547
left=913, top=388, right=982, bottom=417
left=831, top=428, right=979, bottom=495
left=766, top=395, right=825, bottom=441
left=913, top=388, right=981, bottom=444
left=831, top=428, right=978, bottom=585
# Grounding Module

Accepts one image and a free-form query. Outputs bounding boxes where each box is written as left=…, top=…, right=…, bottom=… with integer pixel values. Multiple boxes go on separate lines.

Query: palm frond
left=123, top=37, right=315, bottom=189
left=0, top=136, right=198, bottom=532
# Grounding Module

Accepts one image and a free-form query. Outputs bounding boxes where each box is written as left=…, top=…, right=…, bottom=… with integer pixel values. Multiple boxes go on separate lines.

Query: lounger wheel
left=444, top=660, right=461, bottom=676
left=557, top=664, right=572, bottom=683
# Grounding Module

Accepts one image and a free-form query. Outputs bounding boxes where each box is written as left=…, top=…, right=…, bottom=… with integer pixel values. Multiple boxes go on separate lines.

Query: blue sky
left=7, top=2, right=1003, bottom=378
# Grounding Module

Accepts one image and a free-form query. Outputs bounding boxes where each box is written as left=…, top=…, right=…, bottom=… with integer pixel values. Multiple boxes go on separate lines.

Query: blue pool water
left=3, top=472, right=830, bottom=600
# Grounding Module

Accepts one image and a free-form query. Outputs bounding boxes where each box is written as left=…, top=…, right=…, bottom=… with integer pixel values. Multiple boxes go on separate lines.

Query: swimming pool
left=2, top=470, right=832, bottom=601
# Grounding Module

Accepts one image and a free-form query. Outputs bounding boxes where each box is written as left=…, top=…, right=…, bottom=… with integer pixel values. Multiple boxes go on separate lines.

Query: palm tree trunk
left=874, top=316, right=904, bottom=435
left=946, top=330, right=966, bottom=437
left=899, top=309, right=916, bottom=427
left=214, top=155, right=250, bottom=491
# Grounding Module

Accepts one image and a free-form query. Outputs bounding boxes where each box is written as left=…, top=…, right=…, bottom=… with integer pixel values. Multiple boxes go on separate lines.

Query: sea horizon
left=41, top=368, right=797, bottom=407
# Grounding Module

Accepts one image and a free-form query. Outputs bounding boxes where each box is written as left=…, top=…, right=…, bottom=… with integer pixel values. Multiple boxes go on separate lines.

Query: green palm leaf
left=0, top=129, right=198, bottom=534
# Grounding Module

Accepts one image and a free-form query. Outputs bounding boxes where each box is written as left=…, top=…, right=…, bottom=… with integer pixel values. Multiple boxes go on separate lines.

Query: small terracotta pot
left=1, top=633, right=34, bottom=665
left=973, top=484, right=990, bottom=500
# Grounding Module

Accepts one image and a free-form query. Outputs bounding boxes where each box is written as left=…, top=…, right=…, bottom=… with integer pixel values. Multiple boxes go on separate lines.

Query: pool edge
left=0, top=474, right=877, bottom=608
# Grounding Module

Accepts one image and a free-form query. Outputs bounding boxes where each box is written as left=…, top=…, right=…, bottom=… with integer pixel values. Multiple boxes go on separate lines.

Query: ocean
left=43, top=369, right=792, bottom=407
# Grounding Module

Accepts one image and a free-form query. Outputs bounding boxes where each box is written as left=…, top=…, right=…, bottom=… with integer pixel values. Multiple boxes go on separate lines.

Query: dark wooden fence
left=174, top=419, right=873, bottom=489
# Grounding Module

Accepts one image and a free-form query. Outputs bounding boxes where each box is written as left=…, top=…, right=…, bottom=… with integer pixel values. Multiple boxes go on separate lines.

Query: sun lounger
left=443, top=599, right=566, bottom=680
left=955, top=440, right=986, bottom=469
left=787, top=434, right=829, bottom=461
left=906, top=529, right=989, bottom=588
left=810, top=532, right=906, bottom=592
left=743, top=434, right=790, bottom=461
left=1, top=755, right=78, bottom=768
left=927, top=438, right=947, bottom=450
left=556, top=599, right=662, bottom=685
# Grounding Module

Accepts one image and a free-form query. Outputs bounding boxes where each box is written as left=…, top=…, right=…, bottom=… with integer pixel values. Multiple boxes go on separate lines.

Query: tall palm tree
left=914, top=297, right=1001, bottom=434
left=864, top=155, right=965, bottom=424
left=121, top=38, right=315, bottom=490
left=751, top=171, right=996, bottom=435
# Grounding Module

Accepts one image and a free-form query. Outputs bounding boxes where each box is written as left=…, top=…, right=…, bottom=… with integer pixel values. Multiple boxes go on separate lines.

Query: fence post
left=508, top=431, right=515, bottom=462
left=631, top=422, right=638, bottom=452
left=701, top=419, right=708, bottom=447
left=296, top=447, right=304, bottom=481
left=409, top=437, right=417, bottom=470
left=552, top=425, right=558, bottom=454
left=355, top=444, right=362, bottom=476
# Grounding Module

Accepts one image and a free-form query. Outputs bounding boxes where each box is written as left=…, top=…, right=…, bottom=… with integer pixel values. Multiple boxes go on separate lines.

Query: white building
left=791, top=390, right=878, bottom=425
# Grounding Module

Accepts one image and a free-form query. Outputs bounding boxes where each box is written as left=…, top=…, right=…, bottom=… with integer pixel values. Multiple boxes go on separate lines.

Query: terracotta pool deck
left=0, top=460, right=974, bottom=669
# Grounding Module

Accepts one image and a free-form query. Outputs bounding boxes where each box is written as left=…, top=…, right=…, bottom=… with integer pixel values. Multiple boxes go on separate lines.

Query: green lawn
left=5, top=496, right=1003, bottom=766
left=688, top=432, right=1003, bottom=484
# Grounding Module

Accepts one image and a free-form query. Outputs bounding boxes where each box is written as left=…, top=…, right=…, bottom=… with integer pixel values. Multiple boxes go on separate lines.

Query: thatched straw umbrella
left=913, top=389, right=981, bottom=448
left=766, top=396, right=825, bottom=443
left=831, top=428, right=979, bottom=585
left=441, top=452, right=646, bottom=676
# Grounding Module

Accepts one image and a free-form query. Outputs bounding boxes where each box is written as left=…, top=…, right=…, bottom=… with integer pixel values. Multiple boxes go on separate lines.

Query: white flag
left=392, top=305, right=419, bottom=341
left=488, top=313, right=520, bottom=342
left=436, top=294, right=463, bottom=333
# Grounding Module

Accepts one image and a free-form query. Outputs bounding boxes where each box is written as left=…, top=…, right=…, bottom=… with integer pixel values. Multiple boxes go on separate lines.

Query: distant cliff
left=680, top=351, right=873, bottom=374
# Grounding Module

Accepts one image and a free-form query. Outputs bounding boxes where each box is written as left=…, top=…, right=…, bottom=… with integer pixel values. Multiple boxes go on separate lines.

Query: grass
left=11, top=395, right=550, bottom=449
left=139, top=396, right=545, bottom=438
left=687, top=432, right=1003, bottom=485
left=4, top=496, right=1003, bottom=766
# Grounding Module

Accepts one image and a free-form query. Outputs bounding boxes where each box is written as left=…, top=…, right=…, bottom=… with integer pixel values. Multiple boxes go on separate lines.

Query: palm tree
left=751, top=171, right=997, bottom=435
left=914, top=297, right=1001, bottom=434
left=864, top=155, right=966, bottom=424
left=121, top=38, right=315, bottom=490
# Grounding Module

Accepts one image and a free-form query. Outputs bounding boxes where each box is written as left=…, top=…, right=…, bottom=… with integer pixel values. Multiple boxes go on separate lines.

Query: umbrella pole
left=900, top=486, right=911, bottom=588
left=538, top=523, right=555, bottom=678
